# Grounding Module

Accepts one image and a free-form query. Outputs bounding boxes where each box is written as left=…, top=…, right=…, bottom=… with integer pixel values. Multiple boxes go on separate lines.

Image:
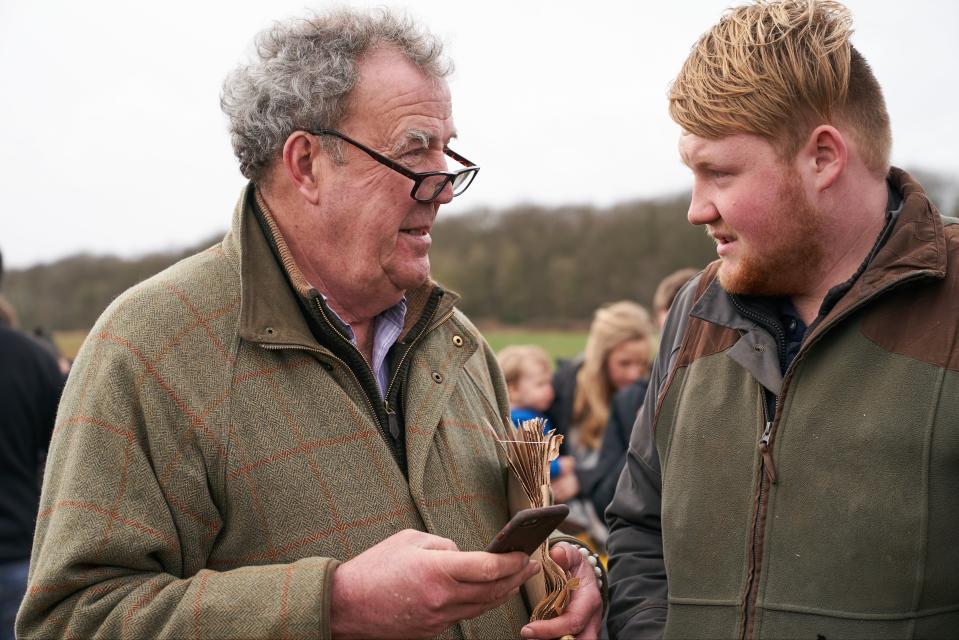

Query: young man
left=606, top=1, right=959, bottom=638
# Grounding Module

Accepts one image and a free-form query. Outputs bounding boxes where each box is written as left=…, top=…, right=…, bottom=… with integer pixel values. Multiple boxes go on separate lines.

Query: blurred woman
left=547, top=300, right=655, bottom=544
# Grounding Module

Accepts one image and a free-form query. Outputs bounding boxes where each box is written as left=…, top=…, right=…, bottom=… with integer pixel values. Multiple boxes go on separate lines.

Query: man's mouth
left=400, top=226, right=431, bottom=236
left=710, top=230, right=736, bottom=246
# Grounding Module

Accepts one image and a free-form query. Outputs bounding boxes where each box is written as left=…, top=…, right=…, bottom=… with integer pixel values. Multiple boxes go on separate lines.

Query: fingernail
left=521, top=626, right=533, bottom=638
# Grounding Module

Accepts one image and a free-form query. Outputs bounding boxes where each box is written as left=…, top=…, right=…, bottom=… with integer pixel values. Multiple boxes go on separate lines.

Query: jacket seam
left=219, top=244, right=242, bottom=526
left=758, top=601, right=959, bottom=620
left=910, top=364, right=945, bottom=620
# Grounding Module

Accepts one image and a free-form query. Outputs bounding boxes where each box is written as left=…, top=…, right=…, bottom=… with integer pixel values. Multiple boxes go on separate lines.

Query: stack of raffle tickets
left=497, top=417, right=581, bottom=621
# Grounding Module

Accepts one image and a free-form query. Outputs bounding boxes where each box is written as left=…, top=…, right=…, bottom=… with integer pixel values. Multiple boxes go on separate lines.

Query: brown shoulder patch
left=674, top=318, right=741, bottom=369
left=675, top=263, right=740, bottom=369
left=652, top=263, right=740, bottom=432
left=860, top=227, right=959, bottom=372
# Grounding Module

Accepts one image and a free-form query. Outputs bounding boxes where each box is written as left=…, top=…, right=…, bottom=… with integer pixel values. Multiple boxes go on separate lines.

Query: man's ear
left=798, top=124, right=847, bottom=192
left=282, top=131, right=324, bottom=204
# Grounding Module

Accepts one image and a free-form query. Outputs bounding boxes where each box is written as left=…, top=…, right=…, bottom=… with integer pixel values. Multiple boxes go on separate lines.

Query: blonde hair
left=573, top=301, right=654, bottom=451
left=497, top=344, right=553, bottom=386
left=669, top=0, right=891, bottom=176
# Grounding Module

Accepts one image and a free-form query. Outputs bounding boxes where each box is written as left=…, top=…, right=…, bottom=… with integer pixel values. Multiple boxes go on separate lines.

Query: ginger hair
left=669, top=0, right=891, bottom=176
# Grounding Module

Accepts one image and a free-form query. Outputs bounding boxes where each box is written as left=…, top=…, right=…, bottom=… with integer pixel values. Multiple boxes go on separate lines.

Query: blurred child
left=497, top=345, right=578, bottom=502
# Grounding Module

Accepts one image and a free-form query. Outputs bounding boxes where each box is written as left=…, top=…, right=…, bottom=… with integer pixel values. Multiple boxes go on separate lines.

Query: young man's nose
left=687, top=184, right=719, bottom=226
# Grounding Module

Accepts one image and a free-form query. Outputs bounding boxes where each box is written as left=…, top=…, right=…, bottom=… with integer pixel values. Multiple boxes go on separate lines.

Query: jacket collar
left=221, top=183, right=459, bottom=351
left=847, top=167, right=947, bottom=297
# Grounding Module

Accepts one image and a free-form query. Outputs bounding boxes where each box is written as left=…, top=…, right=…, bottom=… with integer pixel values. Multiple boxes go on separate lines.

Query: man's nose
left=687, top=184, right=719, bottom=226
left=432, top=179, right=455, bottom=205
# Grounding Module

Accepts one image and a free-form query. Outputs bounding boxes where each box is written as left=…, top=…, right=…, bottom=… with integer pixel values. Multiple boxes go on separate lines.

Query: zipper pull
left=759, top=421, right=778, bottom=484
left=385, top=401, right=399, bottom=440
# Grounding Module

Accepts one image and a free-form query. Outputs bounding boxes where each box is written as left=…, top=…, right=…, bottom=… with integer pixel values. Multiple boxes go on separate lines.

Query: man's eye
left=400, top=149, right=426, bottom=164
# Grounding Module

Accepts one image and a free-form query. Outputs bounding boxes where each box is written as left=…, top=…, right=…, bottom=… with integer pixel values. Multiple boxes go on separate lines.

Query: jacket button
left=452, top=335, right=464, bottom=347
left=432, top=371, right=444, bottom=384
left=265, top=327, right=275, bottom=335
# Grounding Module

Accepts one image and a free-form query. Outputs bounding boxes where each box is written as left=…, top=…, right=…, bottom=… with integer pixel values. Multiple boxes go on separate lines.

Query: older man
left=606, top=0, right=959, bottom=638
left=18, top=10, right=600, bottom=639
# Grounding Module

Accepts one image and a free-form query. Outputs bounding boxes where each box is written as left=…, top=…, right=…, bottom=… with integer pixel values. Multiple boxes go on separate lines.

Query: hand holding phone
left=485, top=505, right=569, bottom=555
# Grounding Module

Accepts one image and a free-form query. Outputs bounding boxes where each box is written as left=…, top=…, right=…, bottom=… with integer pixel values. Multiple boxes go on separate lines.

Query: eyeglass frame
left=306, top=128, right=480, bottom=203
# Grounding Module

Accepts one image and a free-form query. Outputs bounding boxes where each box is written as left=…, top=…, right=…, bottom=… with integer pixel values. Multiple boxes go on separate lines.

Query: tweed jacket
left=18, top=185, right=533, bottom=639
left=606, top=169, right=959, bottom=638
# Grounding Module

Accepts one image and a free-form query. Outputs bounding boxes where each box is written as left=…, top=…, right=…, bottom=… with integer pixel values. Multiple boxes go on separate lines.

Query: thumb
left=548, top=542, right=579, bottom=572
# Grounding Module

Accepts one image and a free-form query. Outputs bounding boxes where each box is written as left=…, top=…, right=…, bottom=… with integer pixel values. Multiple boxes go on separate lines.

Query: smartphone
left=484, top=505, right=570, bottom=555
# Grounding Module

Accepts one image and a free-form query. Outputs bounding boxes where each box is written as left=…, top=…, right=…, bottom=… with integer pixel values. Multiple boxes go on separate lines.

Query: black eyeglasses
left=308, top=129, right=480, bottom=203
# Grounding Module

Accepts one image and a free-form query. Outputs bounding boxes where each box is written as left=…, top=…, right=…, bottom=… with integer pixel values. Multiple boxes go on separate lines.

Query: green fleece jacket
left=17, top=185, right=534, bottom=639
left=607, top=169, right=959, bottom=639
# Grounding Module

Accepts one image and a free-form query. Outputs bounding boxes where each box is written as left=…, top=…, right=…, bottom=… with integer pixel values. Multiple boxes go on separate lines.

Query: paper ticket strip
left=497, top=417, right=580, bottom=622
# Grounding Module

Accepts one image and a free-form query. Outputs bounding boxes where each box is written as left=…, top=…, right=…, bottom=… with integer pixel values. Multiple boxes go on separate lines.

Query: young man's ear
left=282, top=131, right=324, bottom=204
left=798, top=124, right=848, bottom=192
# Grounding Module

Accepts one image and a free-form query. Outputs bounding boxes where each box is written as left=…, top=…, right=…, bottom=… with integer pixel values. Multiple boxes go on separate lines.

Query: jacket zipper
left=728, top=296, right=786, bottom=639
left=729, top=296, right=788, bottom=369
left=381, top=305, right=449, bottom=439
left=742, top=391, right=776, bottom=639
left=310, top=296, right=397, bottom=439
left=313, top=297, right=374, bottom=371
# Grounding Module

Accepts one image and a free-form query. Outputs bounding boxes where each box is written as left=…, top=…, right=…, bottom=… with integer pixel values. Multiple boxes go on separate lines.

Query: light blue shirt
left=322, top=295, right=407, bottom=400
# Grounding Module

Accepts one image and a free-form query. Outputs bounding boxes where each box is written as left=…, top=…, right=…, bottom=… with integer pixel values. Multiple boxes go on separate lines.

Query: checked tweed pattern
left=19, top=187, right=530, bottom=639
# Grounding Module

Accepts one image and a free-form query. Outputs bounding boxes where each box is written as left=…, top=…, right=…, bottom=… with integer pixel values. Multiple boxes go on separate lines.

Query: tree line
left=430, top=194, right=714, bottom=324
left=6, top=168, right=957, bottom=333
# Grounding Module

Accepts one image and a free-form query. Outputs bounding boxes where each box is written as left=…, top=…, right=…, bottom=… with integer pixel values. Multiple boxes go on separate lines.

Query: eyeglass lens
left=413, top=170, right=477, bottom=202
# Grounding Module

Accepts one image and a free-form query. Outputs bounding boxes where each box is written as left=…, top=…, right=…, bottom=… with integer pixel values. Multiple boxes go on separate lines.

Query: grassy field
left=53, top=330, right=89, bottom=360
left=481, top=328, right=587, bottom=361
left=55, top=328, right=587, bottom=362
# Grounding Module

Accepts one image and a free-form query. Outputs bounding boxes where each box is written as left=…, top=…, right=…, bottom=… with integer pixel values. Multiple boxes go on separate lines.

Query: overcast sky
left=2, top=0, right=957, bottom=269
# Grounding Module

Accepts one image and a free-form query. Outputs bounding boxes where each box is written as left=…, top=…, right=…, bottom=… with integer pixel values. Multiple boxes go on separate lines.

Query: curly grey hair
left=220, top=7, right=453, bottom=181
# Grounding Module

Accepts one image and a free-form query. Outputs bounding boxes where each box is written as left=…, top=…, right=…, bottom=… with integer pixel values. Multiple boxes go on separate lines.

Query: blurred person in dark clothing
left=30, top=327, right=71, bottom=376
left=581, top=377, right=649, bottom=527
left=584, top=269, right=697, bottom=524
left=0, top=246, right=67, bottom=640
left=0, top=324, right=66, bottom=640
